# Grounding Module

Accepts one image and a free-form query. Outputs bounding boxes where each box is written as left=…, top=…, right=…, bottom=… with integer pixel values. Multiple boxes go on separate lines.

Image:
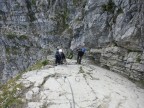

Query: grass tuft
left=0, top=74, right=24, bottom=108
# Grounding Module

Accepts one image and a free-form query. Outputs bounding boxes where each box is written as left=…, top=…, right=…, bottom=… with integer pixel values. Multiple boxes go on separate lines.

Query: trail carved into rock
left=19, top=59, right=144, bottom=108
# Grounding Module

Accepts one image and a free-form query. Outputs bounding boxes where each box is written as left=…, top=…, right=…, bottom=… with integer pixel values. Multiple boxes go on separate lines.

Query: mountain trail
left=18, top=59, right=144, bottom=108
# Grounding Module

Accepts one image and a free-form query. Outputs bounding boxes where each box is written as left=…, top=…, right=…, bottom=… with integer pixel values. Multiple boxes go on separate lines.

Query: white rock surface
left=19, top=59, right=144, bottom=108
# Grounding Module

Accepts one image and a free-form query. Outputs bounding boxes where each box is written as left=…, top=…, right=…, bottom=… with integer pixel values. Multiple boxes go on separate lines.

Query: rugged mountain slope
left=0, top=0, right=144, bottom=83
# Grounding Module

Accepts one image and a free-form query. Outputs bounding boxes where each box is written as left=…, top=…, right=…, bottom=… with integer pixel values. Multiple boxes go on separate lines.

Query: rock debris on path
left=19, top=59, right=144, bottom=108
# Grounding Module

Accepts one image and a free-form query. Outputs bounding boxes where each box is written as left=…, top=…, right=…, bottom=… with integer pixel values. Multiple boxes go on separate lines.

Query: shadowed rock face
left=0, top=0, right=144, bottom=83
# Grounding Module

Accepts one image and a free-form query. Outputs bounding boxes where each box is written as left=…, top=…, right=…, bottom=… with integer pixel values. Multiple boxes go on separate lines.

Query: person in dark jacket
left=77, top=47, right=86, bottom=64
left=59, top=49, right=66, bottom=64
left=55, top=49, right=61, bottom=65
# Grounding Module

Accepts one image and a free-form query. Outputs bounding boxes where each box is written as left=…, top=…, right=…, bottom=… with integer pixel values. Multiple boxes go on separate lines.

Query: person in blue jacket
left=77, top=46, right=86, bottom=64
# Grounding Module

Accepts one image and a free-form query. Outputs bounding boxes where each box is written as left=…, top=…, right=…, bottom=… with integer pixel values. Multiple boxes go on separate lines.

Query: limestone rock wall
left=0, top=0, right=74, bottom=83
left=0, top=0, right=144, bottom=82
left=69, top=0, right=144, bottom=80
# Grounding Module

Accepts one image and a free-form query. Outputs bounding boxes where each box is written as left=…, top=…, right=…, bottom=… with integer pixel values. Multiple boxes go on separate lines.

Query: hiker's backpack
left=81, top=48, right=86, bottom=53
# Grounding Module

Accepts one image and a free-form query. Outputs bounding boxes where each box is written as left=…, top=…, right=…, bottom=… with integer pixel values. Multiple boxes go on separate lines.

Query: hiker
left=55, top=48, right=61, bottom=65
left=77, top=46, right=86, bottom=64
left=59, top=49, right=66, bottom=64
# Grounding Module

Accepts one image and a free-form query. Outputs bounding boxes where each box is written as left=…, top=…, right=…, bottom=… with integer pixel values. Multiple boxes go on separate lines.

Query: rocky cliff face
left=0, top=0, right=144, bottom=83
left=0, top=0, right=73, bottom=83
left=78, top=0, right=144, bottom=81
left=70, top=0, right=144, bottom=81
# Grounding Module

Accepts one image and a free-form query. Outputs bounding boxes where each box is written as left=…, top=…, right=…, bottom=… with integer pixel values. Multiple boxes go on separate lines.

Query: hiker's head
left=59, top=49, right=62, bottom=52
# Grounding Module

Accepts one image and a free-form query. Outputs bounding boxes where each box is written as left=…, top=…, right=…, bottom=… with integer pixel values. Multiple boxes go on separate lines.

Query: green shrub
left=66, top=50, right=73, bottom=59
left=19, top=35, right=28, bottom=40
left=42, top=60, right=49, bottom=66
left=27, top=61, right=43, bottom=71
left=6, top=33, right=17, bottom=39
left=6, top=47, right=20, bottom=55
left=5, top=47, right=10, bottom=54
left=117, top=8, right=123, bottom=14
left=27, top=60, right=49, bottom=71
left=111, top=40, right=118, bottom=46
left=0, top=75, right=24, bottom=108
left=102, top=0, right=115, bottom=13
left=27, top=12, right=36, bottom=22
left=127, top=49, right=133, bottom=53
left=31, top=0, right=36, bottom=5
